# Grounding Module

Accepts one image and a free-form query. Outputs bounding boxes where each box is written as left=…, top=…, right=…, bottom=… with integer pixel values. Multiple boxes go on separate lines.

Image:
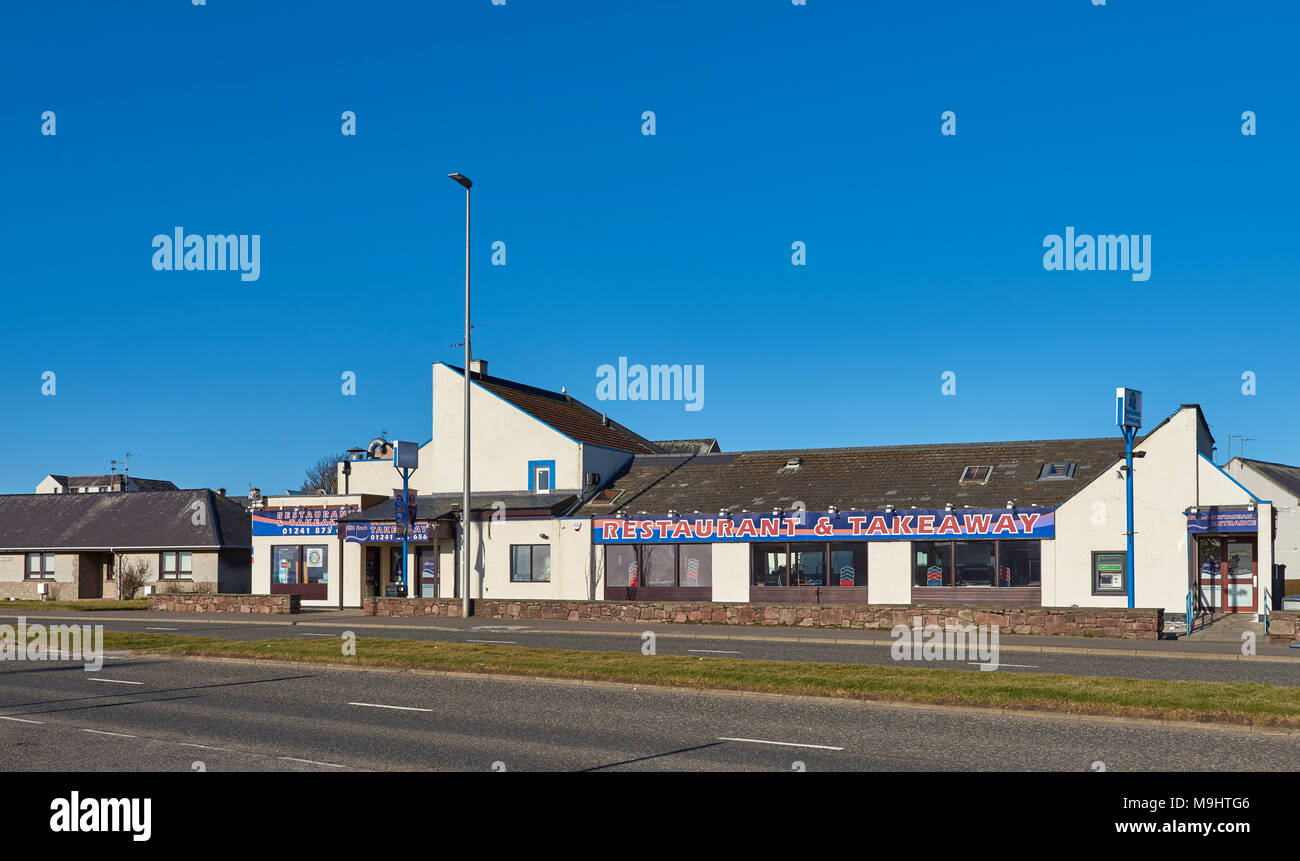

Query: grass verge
left=2, top=599, right=147, bottom=612
left=100, top=631, right=1300, bottom=730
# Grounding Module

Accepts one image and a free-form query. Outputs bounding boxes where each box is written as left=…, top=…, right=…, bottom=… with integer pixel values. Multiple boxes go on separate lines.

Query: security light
left=1006, top=501, right=1014, bottom=510
left=827, top=505, right=838, bottom=517
left=945, top=503, right=954, bottom=512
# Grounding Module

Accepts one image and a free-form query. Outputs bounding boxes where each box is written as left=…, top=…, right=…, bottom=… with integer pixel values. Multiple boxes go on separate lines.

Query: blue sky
left=2, top=1, right=1297, bottom=495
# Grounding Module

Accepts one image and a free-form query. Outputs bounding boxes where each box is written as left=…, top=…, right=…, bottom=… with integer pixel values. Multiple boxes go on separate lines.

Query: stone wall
left=1268, top=611, right=1299, bottom=645
left=362, top=598, right=1161, bottom=639
left=362, top=597, right=463, bottom=617
left=148, top=594, right=300, bottom=614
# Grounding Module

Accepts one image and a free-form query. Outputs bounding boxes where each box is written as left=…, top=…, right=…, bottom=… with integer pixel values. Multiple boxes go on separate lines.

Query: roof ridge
left=625, top=436, right=1119, bottom=458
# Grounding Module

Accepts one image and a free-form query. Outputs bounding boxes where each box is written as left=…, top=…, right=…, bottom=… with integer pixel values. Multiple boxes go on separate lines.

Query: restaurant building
left=261, top=361, right=1273, bottom=619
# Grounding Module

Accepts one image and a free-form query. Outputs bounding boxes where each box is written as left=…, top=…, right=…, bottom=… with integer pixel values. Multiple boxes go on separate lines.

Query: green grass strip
left=102, top=631, right=1300, bottom=730
left=2, top=599, right=147, bottom=612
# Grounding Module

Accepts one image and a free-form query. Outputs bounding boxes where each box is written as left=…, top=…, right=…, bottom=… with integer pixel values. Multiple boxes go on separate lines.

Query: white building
left=253, top=361, right=1274, bottom=621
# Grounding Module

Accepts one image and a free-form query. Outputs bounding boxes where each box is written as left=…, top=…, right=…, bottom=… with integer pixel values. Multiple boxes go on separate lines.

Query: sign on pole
left=1115, top=387, right=1142, bottom=429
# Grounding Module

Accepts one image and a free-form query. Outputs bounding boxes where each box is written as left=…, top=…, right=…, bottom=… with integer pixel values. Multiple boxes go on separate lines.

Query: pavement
left=4, top=607, right=1299, bottom=687
left=2, top=655, right=1298, bottom=771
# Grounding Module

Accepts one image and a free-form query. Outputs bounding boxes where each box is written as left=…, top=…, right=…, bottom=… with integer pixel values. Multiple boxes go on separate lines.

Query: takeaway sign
left=593, top=508, right=1055, bottom=544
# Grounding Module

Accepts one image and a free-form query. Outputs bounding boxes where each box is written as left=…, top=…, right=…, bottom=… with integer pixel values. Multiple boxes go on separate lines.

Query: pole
left=402, top=469, right=411, bottom=598
left=461, top=184, right=472, bottom=619
left=1124, top=426, right=1136, bottom=609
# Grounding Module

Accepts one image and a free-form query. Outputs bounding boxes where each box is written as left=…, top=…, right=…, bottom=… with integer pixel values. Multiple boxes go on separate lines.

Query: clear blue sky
left=2, top=1, right=1297, bottom=495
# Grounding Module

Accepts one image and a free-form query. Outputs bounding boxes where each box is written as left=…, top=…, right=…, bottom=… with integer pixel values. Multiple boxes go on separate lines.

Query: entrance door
left=417, top=547, right=438, bottom=598
left=1225, top=539, right=1257, bottom=613
left=364, top=547, right=380, bottom=599
left=1195, top=536, right=1257, bottom=613
left=388, top=546, right=407, bottom=597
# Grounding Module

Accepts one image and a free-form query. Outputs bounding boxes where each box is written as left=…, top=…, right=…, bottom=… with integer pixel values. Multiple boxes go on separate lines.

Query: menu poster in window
left=839, top=565, right=855, bottom=587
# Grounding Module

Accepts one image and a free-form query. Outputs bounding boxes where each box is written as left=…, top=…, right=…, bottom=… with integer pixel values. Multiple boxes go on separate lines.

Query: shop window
left=160, top=551, right=193, bottom=579
left=1000, top=541, right=1041, bottom=586
left=790, top=543, right=827, bottom=586
left=915, top=541, right=1040, bottom=588
left=829, top=543, right=868, bottom=587
left=914, top=542, right=950, bottom=587
left=1092, top=551, right=1127, bottom=596
left=751, top=543, right=788, bottom=587
left=511, top=544, right=551, bottom=582
left=25, top=552, right=55, bottom=580
left=605, top=545, right=708, bottom=586
left=272, top=545, right=327, bottom=585
left=752, top=543, right=867, bottom=587
left=954, top=541, right=996, bottom=586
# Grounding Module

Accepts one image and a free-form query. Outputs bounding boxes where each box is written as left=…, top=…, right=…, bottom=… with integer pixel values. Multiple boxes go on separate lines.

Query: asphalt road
left=9, top=612, right=1299, bottom=687
left=1, top=655, right=1298, bottom=772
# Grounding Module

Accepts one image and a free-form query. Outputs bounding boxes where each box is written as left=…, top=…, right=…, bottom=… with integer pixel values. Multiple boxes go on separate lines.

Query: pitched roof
left=446, top=365, right=663, bottom=455
left=341, top=492, right=577, bottom=522
left=46, top=474, right=178, bottom=491
left=1238, top=458, right=1300, bottom=503
left=576, top=437, right=1124, bottom=516
left=653, top=438, right=721, bottom=454
left=0, top=490, right=251, bottom=550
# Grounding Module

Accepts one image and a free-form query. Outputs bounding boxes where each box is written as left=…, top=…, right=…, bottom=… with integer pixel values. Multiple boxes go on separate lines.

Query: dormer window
left=959, top=465, right=992, bottom=484
left=1038, top=462, right=1076, bottom=480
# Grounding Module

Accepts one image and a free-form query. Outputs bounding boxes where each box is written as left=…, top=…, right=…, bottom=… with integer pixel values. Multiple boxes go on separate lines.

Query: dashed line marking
left=718, top=737, right=843, bottom=751
left=278, top=756, right=346, bottom=768
left=348, top=702, right=433, bottom=712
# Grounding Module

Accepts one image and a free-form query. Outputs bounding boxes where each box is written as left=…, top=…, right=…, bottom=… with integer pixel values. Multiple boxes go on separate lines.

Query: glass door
left=1225, top=539, right=1257, bottom=612
left=417, top=547, right=438, bottom=598
left=1195, top=537, right=1222, bottom=612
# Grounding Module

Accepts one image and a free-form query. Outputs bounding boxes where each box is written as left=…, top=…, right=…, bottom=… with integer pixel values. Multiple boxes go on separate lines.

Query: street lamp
left=449, top=172, right=472, bottom=618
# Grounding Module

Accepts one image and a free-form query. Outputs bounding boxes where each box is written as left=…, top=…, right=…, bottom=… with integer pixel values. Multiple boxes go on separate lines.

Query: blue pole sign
left=1116, top=387, right=1141, bottom=609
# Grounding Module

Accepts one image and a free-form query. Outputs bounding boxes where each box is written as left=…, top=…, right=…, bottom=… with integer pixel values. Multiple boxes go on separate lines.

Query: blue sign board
left=344, top=521, right=433, bottom=543
left=252, top=506, right=355, bottom=537
left=593, top=508, right=1055, bottom=544
left=1186, top=509, right=1257, bottom=533
left=1115, top=387, right=1142, bottom=429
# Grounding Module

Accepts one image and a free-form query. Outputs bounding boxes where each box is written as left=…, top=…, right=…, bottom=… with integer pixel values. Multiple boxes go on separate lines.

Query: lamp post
left=1115, top=388, right=1142, bottom=609
left=449, top=172, right=472, bottom=618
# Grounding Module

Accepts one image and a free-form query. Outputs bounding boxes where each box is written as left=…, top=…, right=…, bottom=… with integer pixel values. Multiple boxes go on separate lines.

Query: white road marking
left=466, top=639, right=517, bottom=644
left=718, top=737, right=844, bottom=751
left=688, top=649, right=742, bottom=655
left=470, top=625, right=531, bottom=632
left=83, top=729, right=136, bottom=738
left=179, top=742, right=236, bottom=752
left=0, top=715, right=44, bottom=724
left=297, top=633, right=332, bottom=637
left=89, top=678, right=145, bottom=685
left=145, top=627, right=180, bottom=631
left=348, top=702, right=433, bottom=712
left=967, top=662, right=1039, bottom=669
left=278, top=756, right=346, bottom=768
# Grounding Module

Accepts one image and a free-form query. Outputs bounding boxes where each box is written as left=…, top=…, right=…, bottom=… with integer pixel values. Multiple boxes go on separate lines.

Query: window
left=527, top=460, right=557, bottom=493
left=272, top=545, right=328, bottom=585
left=160, top=551, right=193, bottom=579
left=960, top=465, right=992, bottom=484
left=1038, top=462, right=1076, bottom=480
left=914, top=540, right=1040, bottom=587
left=605, top=545, right=712, bottom=587
left=1092, top=551, right=1127, bottom=595
left=25, top=552, right=55, bottom=579
left=751, top=543, right=868, bottom=588
left=511, top=544, right=551, bottom=582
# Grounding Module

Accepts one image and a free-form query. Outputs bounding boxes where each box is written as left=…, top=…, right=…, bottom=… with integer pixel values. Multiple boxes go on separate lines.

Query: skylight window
left=1038, top=462, right=1076, bottom=480
left=959, top=466, right=992, bottom=484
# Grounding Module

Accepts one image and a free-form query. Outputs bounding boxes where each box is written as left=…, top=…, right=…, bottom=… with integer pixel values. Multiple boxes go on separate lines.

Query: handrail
left=1186, top=588, right=1194, bottom=634
left=1263, top=589, right=1271, bottom=634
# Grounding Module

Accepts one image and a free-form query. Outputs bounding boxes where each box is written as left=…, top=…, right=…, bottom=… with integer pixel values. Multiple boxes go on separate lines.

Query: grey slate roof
left=341, top=492, right=578, bottom=522
left=446, top=365, right=664, bottom=455
left=0, top=490, right=251, bottom=550
left=653, top=438, right=721, bottom=454
left=1238, top=458, right=1300, bottom=503
left=576, top=437, right=1127, bottom=516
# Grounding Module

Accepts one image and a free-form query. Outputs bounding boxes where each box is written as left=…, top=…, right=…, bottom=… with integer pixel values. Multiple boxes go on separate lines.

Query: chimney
left=469, top=359, right=488, bottom=378
left=217, top=487, right=227, bottom=496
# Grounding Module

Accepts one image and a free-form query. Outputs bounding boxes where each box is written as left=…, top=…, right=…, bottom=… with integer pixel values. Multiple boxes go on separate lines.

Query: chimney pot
left=469, top=359, right=488, bottom=378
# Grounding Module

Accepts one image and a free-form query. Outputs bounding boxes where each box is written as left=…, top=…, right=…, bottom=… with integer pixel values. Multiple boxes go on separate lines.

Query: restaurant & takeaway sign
left=593, top=508, right=1055, bottom=544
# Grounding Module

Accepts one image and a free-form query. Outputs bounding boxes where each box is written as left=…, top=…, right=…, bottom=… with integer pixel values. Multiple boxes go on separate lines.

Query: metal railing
left=1186, top=589, right=1194, bottom=634
left=1263, top=589, right=1271, bottom=634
